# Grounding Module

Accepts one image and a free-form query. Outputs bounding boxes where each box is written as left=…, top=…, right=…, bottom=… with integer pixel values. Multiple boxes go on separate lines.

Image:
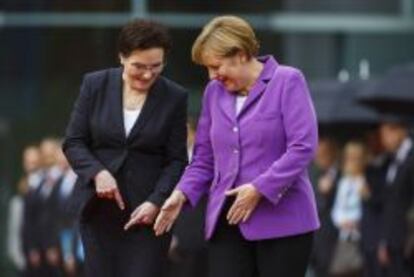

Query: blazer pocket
left=256, top=111, right=282, bottom=120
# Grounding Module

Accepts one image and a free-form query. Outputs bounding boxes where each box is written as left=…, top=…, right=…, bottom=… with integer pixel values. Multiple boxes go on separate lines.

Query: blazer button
left=232, top=127, right=239, bottom=132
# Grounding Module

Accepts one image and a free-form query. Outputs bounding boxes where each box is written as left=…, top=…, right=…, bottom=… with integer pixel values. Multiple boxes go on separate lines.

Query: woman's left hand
left=124, top=202, right=160, bottom=230
left=225, top=183, right=261, bottom=225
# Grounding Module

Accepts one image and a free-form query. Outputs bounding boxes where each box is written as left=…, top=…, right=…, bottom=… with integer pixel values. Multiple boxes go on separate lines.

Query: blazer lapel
left=219, top=89, right=237, bottom=123
left=236, top=81, right=267, bottom=119
left=393, top=146, right=414, bottom=185
left=107, top=67, right=127, bottom=141
left=127, top=77, right=163, bottom=141
left=237, top=56, right=278, bottom=118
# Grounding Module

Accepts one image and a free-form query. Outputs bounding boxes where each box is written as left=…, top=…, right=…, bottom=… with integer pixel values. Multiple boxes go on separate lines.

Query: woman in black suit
left=63, top=20, right=188, bottom=277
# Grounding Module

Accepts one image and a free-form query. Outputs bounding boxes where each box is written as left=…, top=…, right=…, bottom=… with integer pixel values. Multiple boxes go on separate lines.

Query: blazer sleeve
left=147, top=92, right=189, bottom=207
left=252, top=69, right=318, bottom=206
left=363, top=165, right=386, bottom=210
left=62, top=76, right=105, bottom=185
left=176, top=87, right=215, bottom=208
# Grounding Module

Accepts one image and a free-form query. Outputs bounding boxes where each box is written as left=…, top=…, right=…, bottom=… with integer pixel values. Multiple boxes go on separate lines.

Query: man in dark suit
left=23, top=172, right=45, bottom=277
left=23, top=138, right=63, bottom=277
left=360, top=154, right=389, bottom=277
left=37, top=138, right=65, bottom=277
left=63, top=20, right=188, bottom=277
left=378, top=120, right=414, bottom=277
left=309, top=137, right=340, bottom=277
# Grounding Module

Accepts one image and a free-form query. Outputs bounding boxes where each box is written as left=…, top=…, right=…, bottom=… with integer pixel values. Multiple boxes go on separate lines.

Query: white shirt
left=235, top=95, right=248, bottom=115
left=7, top=196, right=25, bottom=270
left=27, top=170, right=44, bottom=190
left=386, top=138, right=413, bottom=184
left=40, top=165, right=63, bottom=198
left=187, top=144, right=194, bottom=162
left=331, top=175, right=364, bottom=240
left=59, top=169, right=77, bottom=198
left=124, top=108, right=141, bottom=137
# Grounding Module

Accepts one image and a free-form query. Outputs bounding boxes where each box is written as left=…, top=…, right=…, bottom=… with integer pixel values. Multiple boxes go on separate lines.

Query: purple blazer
left=177, top=56, right=320, bottom=240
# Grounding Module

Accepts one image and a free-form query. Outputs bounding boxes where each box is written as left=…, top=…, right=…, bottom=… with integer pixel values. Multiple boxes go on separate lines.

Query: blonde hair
left=342, top=141, right=368, bottom=175
left=192, top=15, right=259, bottom=64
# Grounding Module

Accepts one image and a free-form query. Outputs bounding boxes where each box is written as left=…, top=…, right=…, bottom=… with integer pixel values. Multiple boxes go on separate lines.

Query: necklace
left=123, top=89, right=147, bottom=110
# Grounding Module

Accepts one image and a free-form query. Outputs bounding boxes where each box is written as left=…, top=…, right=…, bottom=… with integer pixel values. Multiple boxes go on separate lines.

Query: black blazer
left=63, top=67, right=188, bottom=218
left=23, top=182, right=44, bottom=254
left=38, top=176, right=63, bottom=250
left=360, top=156, right=389, bottom=251
left=310, top=166, right=340, bottom=275
left=23, top=174, right=62, bottom=253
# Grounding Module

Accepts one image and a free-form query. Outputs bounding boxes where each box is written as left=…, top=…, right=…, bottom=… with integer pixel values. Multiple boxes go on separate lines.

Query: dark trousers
left=384, top=248, right=411, bottom=277
left=80, top=199, right=171, bottom=277
left=25, top=256, right=62, bottom=277
left=25, top=266, right=44, bottom=277
left=167, top=248, right=208, bottom=277
left=363, top=249, right=385, bottom=277
left=207, top=200, right=314, bottom=277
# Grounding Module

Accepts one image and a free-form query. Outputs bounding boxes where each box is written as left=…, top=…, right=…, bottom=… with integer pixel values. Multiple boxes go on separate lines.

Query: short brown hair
left=118, top=19, right=172, bottom=57
left=192, top=15, right=259, bottom=64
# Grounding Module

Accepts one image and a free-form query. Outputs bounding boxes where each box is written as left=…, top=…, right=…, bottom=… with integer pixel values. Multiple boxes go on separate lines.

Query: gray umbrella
left=358, top=63, right=414, bottom=115
left=310, top=79, right=379, bottom=125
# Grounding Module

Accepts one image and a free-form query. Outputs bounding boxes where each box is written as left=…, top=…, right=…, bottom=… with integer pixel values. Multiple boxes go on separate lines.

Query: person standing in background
left=37, top=138, right=65, bottom=277
left=22, top=141, right=48, bottom=277
left=360, top=142, right=388, bottom=277
left=378, top=119, right=414, bottom=277
left=8, top=145, right=41, bottom=276
left=329, top=141, right=367, bottom=277
left=54, top=147, right=80, bottom=277
left=309, top=137, right=341, bottom=277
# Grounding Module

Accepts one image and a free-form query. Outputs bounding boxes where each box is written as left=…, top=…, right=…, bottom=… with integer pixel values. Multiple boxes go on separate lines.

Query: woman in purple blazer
left=153, top=15, right=320, bottom=277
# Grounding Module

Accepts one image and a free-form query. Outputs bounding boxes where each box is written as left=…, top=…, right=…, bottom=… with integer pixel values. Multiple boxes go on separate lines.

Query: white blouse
left=331, top=175, right=364, bottom=240
left=124, top=108, right=141, bottom=137
left=236, top=95, right=248, bottom=115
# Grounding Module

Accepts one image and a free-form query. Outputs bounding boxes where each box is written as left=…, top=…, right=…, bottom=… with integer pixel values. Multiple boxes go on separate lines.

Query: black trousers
left=207, top=200, right=314, bottom=277
left=80, top=199, right=171, bottom=277
left=383, top=247, right=411, bottom=277
left=363, top=249, right=385, bottom=277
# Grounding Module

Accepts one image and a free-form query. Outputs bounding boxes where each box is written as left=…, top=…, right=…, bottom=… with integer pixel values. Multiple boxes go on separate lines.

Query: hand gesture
left=124, top=201, right=160, bottom=230
left=153, top=190, right=187, bottom=236
left=94, top=170, right=125, bottom=210
left=225, top=183, right=261, bottom=225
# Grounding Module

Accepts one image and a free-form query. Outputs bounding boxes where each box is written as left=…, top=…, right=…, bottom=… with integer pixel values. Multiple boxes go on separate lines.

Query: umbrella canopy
left=310, top=79, right=379, bottom=125
left=358, top=63, right=414, bottom=115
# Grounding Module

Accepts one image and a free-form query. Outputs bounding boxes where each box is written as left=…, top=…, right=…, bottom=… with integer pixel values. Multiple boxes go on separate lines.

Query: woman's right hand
left=94, top=170, right=125, bottom=210
left=154, top=190, right=187, bottom=236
